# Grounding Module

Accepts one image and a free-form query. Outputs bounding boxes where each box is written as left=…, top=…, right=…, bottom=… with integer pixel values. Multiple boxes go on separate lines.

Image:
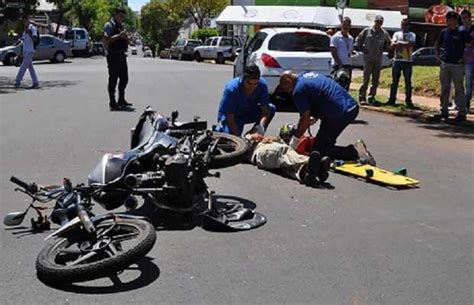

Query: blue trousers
left=216, top=103, right=276, bottom=136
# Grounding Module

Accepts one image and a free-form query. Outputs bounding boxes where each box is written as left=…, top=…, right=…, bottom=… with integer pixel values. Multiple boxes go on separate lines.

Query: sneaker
left=368, top=97, right=376, bottom=104
left=14, top=83, right=20, bottom=88
left=386, top=99, right=396, bottom=106
left=454, top=115, right=466, bottom=123
left=109, top=102, right=119, bottom=111
left=406, top=101, right=415, bottom=109
left=354, top=139, right=376, bottom=166
left=304, top=151, right=321, bottom=187
left=28, top=83, right=39, bottom=89
left=431, top=113, right=448, bottom=122
left=318, top=156, right=331, bottom=183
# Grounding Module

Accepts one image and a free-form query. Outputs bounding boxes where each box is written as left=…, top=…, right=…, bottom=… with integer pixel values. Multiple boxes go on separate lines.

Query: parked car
left=0, top=34, right=72, bottom=65
left=143, top=47, right=153, bottom=58
left=65, top=27, right=91, bottom=56
left=160, top=48, right=170, bottom=59
left=194, top=36, right=241, bottom=64
left=169, top=39, right=202, bottom=60
left=130, top=45, right=138, bottom=55
left=91, top=42, right=105, bottom=56
left=351, top=51, right=392, bottom=68
left=234, top=27, right=333, bottom=107
left=412, top=47, right=437, bottom=66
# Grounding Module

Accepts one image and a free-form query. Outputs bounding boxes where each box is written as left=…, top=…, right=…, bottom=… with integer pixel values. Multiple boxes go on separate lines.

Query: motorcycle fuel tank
left=88, top=151, right=137, bottom=185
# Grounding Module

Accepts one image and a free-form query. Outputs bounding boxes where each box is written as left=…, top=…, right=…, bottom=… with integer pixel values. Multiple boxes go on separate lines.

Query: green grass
left=353, top=66, right=440, bottom=98
left=349, top=90, right=430, bottom=112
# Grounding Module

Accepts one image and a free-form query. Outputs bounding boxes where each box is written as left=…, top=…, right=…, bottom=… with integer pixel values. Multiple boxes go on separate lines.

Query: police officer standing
left=104, top=8, right=132, bottom=110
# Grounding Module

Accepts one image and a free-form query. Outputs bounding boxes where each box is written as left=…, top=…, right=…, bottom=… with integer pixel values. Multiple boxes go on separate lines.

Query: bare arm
left=104, top=30, right=127, bottom=44
left=294, top=111, right=313, bottom=138
left=225, top=113, right=241, bottom=136
left=330, top=47, right=342, bottom=66
left=259, top=106, right=272, bottom=129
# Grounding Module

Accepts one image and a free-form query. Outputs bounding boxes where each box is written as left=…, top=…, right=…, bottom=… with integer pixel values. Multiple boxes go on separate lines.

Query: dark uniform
left=104, top=19, right=128, bottom=108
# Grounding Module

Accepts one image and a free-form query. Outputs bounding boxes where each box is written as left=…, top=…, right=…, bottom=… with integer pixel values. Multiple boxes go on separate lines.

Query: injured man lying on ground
left=245, top=124, right=376, bottom=186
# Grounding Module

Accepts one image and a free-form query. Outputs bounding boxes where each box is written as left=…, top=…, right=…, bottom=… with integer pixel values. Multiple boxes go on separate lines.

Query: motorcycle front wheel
left=36, top=216, right=156, bottom=284
left=209, top=132, right=249, bottom=169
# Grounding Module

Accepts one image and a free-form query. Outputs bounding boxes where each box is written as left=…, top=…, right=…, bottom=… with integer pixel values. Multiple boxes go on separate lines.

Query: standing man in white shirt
left=387, top=18, right=416, bottom=107
left=330, top=17, right=354, bottom=90
left=15, top=15, right=39, bottom=89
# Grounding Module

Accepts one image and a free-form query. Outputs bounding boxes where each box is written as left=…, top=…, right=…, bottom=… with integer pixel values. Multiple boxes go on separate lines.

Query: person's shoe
left=354, top=139, right=376, bottom=166
left=368, top=96, right=376, bottom=104
left=406, top=101, right=415, bottom=109
left=28, top=83, right=39, bottom=89
left=118, top=100, right=133, bottom=107
left=431, top=113, right=448, bottom=122
left=317, top=156, right=331, bottom=183
left=109, top=102, right=119, bottom=111
left=386, top=99, right=396, bottom=106
left=454, top=115, right=467, bottom=123
left=304, top=151, right=321, bottom=187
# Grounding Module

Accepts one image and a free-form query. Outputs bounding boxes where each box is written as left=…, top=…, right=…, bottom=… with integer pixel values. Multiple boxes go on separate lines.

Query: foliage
left=140, top=0, right=182, bottom=50
left=167, top=0, right=228, bottom=29
left=191, top=28, right=220, bottom=42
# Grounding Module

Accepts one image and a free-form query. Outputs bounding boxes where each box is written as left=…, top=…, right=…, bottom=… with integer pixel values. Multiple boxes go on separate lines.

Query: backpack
left=33, top=34, right=40, bottom=49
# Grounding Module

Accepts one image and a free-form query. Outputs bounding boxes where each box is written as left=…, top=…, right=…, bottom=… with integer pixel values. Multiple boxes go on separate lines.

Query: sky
left=128, top=0, right=149, bottom=12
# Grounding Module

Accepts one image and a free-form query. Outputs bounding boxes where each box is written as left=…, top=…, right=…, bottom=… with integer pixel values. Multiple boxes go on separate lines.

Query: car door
left=35, top=36, right=54, bottom=60
left=234, top=32, right=267, bottom=77
left=208, top=38, right=219, bottom=58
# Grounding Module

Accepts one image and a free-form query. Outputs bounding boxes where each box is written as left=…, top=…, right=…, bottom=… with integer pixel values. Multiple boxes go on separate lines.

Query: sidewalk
left=350, top=83, right=474, bottom=128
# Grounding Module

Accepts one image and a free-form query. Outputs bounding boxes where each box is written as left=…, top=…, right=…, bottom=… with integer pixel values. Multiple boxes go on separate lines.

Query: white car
left=65, top=28, right=91, bottom=56
left=234, top=28, right=333, bottom=100
left=130, top=45, right=138, bottom=55
left=351, top=51, right=392, bottom=68
left=194, top=36, right=241, bottom=64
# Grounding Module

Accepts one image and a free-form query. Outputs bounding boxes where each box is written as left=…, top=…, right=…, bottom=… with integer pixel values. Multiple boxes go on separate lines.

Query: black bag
left=33, top=34, right=40, bottom=49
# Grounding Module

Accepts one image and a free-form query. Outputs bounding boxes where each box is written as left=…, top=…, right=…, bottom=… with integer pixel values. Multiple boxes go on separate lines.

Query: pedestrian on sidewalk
left=387, top=18, right=416, bottom=108
left=14, top=15, right=39, bottom=89
left=355, top=15, right=391, bottom=104
left=434, top=11, right=473, bottom=122
left=460, top=9, right=473, bottom=113
left=330, top=17, right=354, bottom=91
left=103, top=7, right=133, bottom=110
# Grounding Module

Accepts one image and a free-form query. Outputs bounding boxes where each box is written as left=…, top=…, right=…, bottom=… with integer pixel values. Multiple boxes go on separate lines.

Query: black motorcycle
left=4, top=108, right=250, bottom=284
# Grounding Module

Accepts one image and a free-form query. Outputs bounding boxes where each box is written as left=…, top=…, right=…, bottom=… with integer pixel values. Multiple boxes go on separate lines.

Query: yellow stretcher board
left=332, top=162, right=419, bottom=188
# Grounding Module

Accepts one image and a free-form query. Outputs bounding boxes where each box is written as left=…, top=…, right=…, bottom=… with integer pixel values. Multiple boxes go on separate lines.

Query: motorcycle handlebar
left=10, top=176, right=31, bottom=191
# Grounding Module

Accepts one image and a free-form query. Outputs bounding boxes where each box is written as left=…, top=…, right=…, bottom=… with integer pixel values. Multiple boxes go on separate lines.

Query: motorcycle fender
left=44, top=217, right=81, bottom=241
left=91, top=213, right=150, bottom=223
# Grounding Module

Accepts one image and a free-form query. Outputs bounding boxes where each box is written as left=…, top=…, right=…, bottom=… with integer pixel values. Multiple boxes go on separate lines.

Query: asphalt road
left=0, top=56, right=473, bottom=305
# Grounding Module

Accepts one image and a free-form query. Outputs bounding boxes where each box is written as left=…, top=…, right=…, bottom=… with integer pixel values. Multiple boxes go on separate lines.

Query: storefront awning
left=216, top=6, right=403, bottom=31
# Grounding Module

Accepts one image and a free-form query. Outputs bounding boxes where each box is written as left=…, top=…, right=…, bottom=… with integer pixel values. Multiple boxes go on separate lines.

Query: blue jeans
left=389, top=61, right=412, bottom=103
left=216, top=103, right=276, bottom=136
left=465, top=63, right=473, bottom=111
left=312, top=106, right=360, bottom=161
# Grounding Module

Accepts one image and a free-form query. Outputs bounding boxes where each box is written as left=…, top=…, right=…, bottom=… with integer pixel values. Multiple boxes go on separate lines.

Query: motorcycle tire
left=209, top=132, right=249, bottom=169
left=36, top=217, right=156, bottom=284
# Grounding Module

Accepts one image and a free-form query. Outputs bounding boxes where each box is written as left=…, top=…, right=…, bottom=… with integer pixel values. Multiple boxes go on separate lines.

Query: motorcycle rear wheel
left=36, top=217, right=156, bottom=284
left=209, top=132, right=249, bottom=169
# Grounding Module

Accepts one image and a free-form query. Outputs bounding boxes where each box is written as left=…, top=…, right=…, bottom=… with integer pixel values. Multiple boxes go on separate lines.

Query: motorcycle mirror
left=171, top=110, right=179, bottom=121
left=3, top=211, right=27, bottom=226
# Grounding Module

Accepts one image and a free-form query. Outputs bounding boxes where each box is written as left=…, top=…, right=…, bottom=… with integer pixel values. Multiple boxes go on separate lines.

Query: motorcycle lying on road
left=4, top=107, right=255, bottom=284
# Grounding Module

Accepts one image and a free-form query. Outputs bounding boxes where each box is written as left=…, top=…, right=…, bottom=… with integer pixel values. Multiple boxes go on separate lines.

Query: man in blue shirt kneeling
left=216, top=65, right=275, bottom=136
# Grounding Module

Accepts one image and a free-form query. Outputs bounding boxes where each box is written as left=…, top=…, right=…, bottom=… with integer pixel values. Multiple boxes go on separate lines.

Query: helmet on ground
left=279, top=123, right=297, bottom=144
left=333, top=68, right=350, bottom=90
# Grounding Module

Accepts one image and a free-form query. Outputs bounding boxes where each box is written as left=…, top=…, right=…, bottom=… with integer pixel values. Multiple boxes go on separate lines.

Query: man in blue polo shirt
left=279, top=71, right=375, bottom=182
left=434, top=11, right=473, bottom=122
left=216, top=65, right=275, bottom=136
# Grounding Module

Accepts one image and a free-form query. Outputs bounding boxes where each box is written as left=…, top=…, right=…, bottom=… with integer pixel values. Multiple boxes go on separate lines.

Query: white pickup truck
left=193, top=36, right=241, bottom=64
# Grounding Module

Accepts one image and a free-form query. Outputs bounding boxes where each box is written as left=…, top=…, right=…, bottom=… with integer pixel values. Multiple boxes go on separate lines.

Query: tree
left=167, top=0, right=228, bottom=29
left=140, top=0, right=182, bottom=49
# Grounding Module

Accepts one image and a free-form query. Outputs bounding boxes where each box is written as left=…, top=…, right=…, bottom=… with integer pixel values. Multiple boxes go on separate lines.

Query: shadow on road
left=41, top=257, right=160, bottom=294
left=0, top=76, right=79, bottom=94
left=408, top=118, right=474, bottom=140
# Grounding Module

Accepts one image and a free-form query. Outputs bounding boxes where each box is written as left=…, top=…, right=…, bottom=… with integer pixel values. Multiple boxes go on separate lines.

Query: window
left=186, top=40, right=201, bottom=47
left=40, top=36, right=54, bottom=46
left=234, top=39, right=240, bottom=47
left=268, top=32, right=330, bottom=52
left=176, top=39, right=185, bottom=46
left=220, top=38, right=233, bottom=46
left=65, top=31, right=74, bottom=40
left=76, top=30, right=86, bottom=40
left=204, top=38, right=212, bottom=46
left=211, top=38, right=218, bottom=46
left=245, top=32, right=268, bottom=55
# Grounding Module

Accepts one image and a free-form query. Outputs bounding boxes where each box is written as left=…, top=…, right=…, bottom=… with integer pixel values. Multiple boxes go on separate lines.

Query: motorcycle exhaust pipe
left=124, top=196, right=139, bottom=211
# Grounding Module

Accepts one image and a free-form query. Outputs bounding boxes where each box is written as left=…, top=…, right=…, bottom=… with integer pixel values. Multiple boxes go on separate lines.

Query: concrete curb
left=360, top=105, right=474, bottom=130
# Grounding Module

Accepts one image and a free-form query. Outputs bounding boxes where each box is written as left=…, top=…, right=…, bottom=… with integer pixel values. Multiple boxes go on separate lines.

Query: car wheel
left=3, top=53, right=15, bottom=66
left=53, top=51, right=66, bottom=63
left=195, top=52, right=203, bottom=62
left=216, top=53, right=225, bottom=64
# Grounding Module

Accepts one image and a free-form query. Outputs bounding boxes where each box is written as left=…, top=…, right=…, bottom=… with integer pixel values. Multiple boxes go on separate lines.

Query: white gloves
left=289, top=136, right=300, bottom=149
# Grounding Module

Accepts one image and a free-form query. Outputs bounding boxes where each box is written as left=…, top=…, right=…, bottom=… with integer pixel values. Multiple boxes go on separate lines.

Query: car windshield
left=268, top=32, right=330, bottom=52
left=65, top=31, right=74, bottom=40
left=187, top=41, right=201, bottom=47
